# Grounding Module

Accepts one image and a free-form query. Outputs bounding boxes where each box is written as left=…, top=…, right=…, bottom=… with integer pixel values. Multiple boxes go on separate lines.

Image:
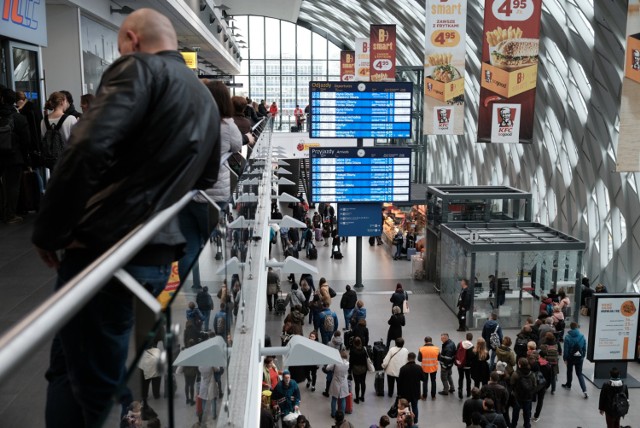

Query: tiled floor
left=1, top=213, right=640, bottom=427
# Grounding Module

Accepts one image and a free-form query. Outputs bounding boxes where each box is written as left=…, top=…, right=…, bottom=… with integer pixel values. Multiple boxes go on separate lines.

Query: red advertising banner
left=617, top=1, right=640, bottom=171
left=370, top=24, right=396, bottom=82
left=477, top=0, right=543, bottom=143
left=340, top=50, right=356, bottom=81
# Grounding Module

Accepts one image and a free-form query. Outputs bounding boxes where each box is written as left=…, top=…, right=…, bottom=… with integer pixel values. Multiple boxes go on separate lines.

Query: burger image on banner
left=477, top=0, right=543, bottom=144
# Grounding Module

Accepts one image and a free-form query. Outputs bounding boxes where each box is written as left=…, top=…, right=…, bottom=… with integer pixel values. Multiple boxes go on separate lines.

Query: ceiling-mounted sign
left=340, top=50, right=355, bottom=81
left=308, top=81, right=412, bottom=139
left=0, top=0, right=48, bottom=46
left=181, top=52, right=198, bottom=69
left=616, top=1, right=640, bottom=171
left=354, top=37, right=370, bottom=82
left=369, top=24, right=396, bottom=82
left=477, top=0, right=543, bottom=144
left=424, top=0, right=467, bottom=135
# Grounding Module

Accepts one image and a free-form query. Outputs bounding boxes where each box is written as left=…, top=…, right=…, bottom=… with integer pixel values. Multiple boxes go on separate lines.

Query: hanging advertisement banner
left=340, top=50, right=356, bottom=81
left=370, top=24, right=396, bottom=82
left=354, top=38, right=370, bottom=81
left=616, top=0, right=640, bottom=171
left=477, top=0, right=543, bottom=143
left=424, top=0, right=467, bottom=135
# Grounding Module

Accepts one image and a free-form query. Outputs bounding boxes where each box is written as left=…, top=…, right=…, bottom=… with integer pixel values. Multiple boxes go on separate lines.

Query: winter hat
left=495, top=361, right=507, bottom=374
left=282, top=370, right=290, bottom=376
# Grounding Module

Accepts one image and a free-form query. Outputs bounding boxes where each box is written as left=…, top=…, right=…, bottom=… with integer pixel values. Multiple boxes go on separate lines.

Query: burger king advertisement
left=478, top=0, right=542, bottom=144
left=370, top=24, right=396, bottom=82
left=616, top=0, right=640, bottom=172
left=424, top=0, right=467, bottom=135
left=355, top=37, right=370, bottom=82
left=588, top=295, right=640, bottom=361
left=340, top=50, right=356, bottom=81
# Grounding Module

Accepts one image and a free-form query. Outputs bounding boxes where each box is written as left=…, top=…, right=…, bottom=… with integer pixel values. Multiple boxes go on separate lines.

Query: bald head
left=118, top=8, right=178, bottom=55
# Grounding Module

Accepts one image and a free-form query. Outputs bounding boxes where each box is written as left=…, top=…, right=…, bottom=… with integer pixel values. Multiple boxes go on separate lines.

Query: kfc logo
left=633, top=49, right=640, bottom=71
left=485, top=69, right=492, bottom=83
left=491, top=103, right=520, bottom=143
left=438, top=108, right=450, bottom=124
left=498, top=107, right=514, bottom=127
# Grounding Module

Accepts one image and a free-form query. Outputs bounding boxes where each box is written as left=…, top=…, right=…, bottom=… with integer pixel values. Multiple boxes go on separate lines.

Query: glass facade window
left=231, top=16, right=342, bottom=130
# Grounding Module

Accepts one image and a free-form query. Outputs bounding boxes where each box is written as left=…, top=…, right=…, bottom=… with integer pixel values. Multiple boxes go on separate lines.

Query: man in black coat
left=398, top=352, right=424, bottom=424
left=340, top=284, right=357, bottom=330
left=0, top=86, right=30, bottom=225
left=598, top=367, right=630, bottom=428
left=457, top=278, right=472, bottom=331
left=32, top=9, right=220, bottom=427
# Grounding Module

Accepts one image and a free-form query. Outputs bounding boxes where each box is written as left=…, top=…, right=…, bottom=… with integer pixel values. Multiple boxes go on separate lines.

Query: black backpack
left=515, top=372, right=535, bottom=401
left=514, top=336, right=529, bottom=359
left=611, top=386, right=629, bottom=417
left=0, top=115, right=14, bottom=154
left=42, top=114, right=69, bottom=169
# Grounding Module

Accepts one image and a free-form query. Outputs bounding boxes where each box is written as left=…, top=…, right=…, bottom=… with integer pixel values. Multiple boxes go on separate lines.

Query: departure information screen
left=309, top=81, right=413, bottom=139
left=309, top=147, right=412, bottom=203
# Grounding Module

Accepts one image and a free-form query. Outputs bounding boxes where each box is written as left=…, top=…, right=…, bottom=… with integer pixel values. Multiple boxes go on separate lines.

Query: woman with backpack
left=40, top=92, right=77, bottom=171
left=539, top=331, right=561, bottom=394
left=530, top=350, right=553, bottom=422
left=510, top=358, right=537, bottom=428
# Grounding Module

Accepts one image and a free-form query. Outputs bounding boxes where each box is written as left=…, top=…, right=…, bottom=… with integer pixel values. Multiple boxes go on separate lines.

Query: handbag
left=364, top=347, right=375, bottom=373
left=387, top=397, right=399, bottom=418
left=227, top=152, right=246, bottom=177
left=403, top=300, right=410, bottom=314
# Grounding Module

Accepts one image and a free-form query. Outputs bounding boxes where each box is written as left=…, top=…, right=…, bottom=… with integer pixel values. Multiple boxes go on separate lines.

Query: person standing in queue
left=457, top=278, right=472, bottom=332
left=32, top=9, right=220, bottom=427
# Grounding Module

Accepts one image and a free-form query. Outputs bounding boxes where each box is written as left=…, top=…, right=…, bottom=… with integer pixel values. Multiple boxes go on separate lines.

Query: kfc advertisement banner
left=370, top=24, right=396, bottom=82
left=616, top=0, right=640, bottom=171
left=355, top=38, right=370, bottom=81
left=424, top=0, right=468, bottom=135
left=340, top=50, right=356, bottom=81
left=477, top=0, right=543, bottom=144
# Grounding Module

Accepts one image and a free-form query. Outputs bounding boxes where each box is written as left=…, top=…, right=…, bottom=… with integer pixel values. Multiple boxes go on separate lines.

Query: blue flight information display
left=337, top=203, right=382, bottom=237
left=309, top=147, right=412, bottom=203
left=309, top=81, right=413, bottom=139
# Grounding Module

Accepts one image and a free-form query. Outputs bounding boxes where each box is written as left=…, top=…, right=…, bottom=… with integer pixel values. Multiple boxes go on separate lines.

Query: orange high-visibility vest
left=419, top=344, right=440, bottom=373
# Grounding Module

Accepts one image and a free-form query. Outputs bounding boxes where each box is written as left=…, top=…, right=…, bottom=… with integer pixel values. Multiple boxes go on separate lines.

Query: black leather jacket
left=33, top=51, right=220, bottom=253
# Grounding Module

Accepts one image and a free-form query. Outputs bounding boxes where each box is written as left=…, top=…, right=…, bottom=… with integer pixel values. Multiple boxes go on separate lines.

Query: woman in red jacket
left=269, top=102, right=278, bottom=117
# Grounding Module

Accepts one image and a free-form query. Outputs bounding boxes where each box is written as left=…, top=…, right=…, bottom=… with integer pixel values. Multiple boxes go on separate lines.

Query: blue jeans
left=565, top=357, right=587, bottom=392
left=422, top=371, right=437, bottom=398
left=45, top=250, right=171, bottom=428
left=201, top=309, right=211, bottom=331
left=490, top=349, right=497, bottom=368
left=343, top=308, right=354, bottom=330
left=178, top=201, right=211, bottom=285
left=330, top=396, right=346, bottom=417
left=511, top=399, right=532, bottom=428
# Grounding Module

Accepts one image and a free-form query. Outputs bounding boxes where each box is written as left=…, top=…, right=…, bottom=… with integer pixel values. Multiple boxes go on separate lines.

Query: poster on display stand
left=423, top=0, right=467, bottom=135
left=616, top=0, right=640, bottom=171
left=587, top=294, right=640, bottom=362
left=369, top=24, right=397, bottom=82
left=477, top=0, right=543, bottom=143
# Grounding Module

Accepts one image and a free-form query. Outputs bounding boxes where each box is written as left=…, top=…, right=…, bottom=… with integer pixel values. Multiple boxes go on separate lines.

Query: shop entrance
left=0, top=39, right=43, bottom=107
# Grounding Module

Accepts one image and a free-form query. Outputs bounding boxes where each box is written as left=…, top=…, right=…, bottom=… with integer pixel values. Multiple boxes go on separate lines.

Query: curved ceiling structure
left=298, top=0, right=637, bottom=291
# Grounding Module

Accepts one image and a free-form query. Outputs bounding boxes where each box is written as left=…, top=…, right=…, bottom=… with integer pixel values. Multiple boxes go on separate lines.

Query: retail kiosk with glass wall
left=439, top=222, right=585, bottom=330
left=425, top=185, right=533, bottom=284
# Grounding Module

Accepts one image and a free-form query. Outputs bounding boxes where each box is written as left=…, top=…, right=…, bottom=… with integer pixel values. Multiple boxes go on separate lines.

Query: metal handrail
left=0, top=190, right=197, bottom=383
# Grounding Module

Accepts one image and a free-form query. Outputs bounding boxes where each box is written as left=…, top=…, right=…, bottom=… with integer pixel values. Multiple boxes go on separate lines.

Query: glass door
left=9, top=42, right=42, bottom=108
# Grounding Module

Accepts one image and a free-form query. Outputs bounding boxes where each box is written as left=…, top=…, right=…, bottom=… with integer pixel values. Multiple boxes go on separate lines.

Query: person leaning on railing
left=31, top=8, right=221, bottom=427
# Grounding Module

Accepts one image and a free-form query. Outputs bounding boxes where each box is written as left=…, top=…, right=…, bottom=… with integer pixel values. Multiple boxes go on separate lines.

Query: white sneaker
left=532, top=417, right=540, bottom=422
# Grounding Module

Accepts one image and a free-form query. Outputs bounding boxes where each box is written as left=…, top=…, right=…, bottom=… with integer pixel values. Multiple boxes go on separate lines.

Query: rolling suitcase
left=16, top=169, right=41, bottom=214
left=375, top=371, right=385, bottom=396
left=307, top=245, right=318, bottom=260
left=332, top=251, right=343, bottom=260
left=345, top=392, right=353, bottom=414
left=315, top=228, right=323, bottom=241
left=275, top=292, right=287, bottom=315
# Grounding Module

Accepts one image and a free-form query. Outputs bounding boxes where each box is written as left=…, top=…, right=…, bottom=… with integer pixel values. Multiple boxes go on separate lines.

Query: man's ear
left=127, top=29, right=140, bottom=52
